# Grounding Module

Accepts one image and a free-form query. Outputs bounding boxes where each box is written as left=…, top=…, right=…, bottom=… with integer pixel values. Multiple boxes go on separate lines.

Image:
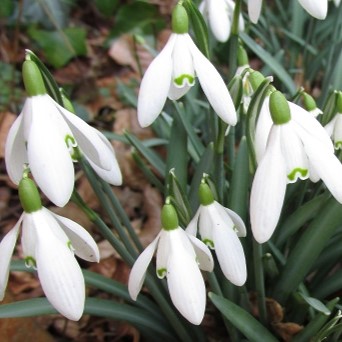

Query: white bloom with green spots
left=137, top=32, right=237, bottom=127
left=5, top=93, right=122, bottom=207
left=251, top=92, right=342, bottom=243
left=0, top=206, right=99, bottom=320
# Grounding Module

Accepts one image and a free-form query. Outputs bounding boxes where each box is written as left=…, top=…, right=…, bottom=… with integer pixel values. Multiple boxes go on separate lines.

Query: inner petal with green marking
left=203, top=238, right=214, bottom=249
left=287, top=168, right=308, bottom=182
left=335, top=141, right=342, bottom=150
left=157, top=267, right=167, bottom=278
left=174, top=74, right=195, bottom=88
left=25, top=256, right=37, bottom=269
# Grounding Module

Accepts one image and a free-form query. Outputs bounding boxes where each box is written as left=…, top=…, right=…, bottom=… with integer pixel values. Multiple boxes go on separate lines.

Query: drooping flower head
left=186, top=180, right=247, bottom=286
left=248, top=0, right=328, bottom=23
left=250, top=91, right=342, bottom=243
left=128, top=200, right=214, bottom=325
left=0, top=176, right=100, bottom=320
left=5, top=55, right=122, bottom=207
left=137, top=3, right=237, bottom=127
left=199, top=0, right=244, bottom=42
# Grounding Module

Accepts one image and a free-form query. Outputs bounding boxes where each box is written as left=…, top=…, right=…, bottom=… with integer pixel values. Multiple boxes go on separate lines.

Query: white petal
left=156, top=230, right=172, bottom=278
left=248, top=0, right=263, bottom=23
left=170, top=35, right=195, bottom=91
left=188, top=35, right=237, bottom=125
left=280, top=122, right=309, bottom=183
left=214, top=202, right=247, bottom=237
left=332, top=114, right=342, bottom=149
left=187, top=233, right=214, bottom=272
left=324, top=115, right=337, bottom=138
left=51, top=212, right=100, bottom=262
left=291, top=102, right=334, bottom=153
left=185, top=208, right=200, bottom=236
left=167, top=237, right=206, bottom=325
left=34, top=219, right=85, bottom=320
left=298, top=0, right=327, bottom=19
left=85, top=132, right=122, bottom=185
left=57, top=102, right=113, bottom=171
left=27, top=96, right=74, bottom=207
left=208, top=0, right=231, bottom=42
left=250, top=125, right=287, bottom=243
left=255, top=96, right=272, bottom=163
left=198, top=206, right=214, bottom=245
left=5, top=112, right=28, bottom=184
left=304, top=137, right=342, bottom=203
left=212, top=216, right=247, bottom=286
left=128, top=233, right=160, bottom=300
left=137, top=34, right=176, bottom=127
left=168, top=82, right=192, bottom=101
left=0, top=215, right=22, bottom=300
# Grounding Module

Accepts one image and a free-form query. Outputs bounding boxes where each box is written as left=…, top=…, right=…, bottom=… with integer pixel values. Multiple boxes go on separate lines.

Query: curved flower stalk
left=199, top=0, right=244, bottom=42
left=0, top=177, right=100, bottom=320
left=250, top=91, right=342, bottom=243
left=248, top=0, right=328, bottom=22
left=128, top=202, right=214, bottom=325
left=5, top=59, right=122, bottom=207
left=186, top=182, right=247, bottom=286
left=137, top=4, right=237, bottom=127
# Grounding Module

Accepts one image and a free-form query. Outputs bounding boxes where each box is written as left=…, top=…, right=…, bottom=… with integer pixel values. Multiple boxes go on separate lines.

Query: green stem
left=228, top=0, right=241, bottom=78
left=99, top=178, right=143, bottom=252
left=80, top=159, right=138, bottom=258
left=253, top=239, right=267, bottom=325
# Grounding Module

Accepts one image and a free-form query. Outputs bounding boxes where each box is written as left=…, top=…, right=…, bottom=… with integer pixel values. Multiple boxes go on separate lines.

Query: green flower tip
left=22, top=60, right=46, bottom=97
left=336, top=92, right=342, bottom=113
left=172, top=3, right=189, bottom=34
left=248, top=71, right=265, bottom=92
left=61, top=89, right=76, bottom=113
left=269, top=91, right=291, bottom=125
left=161, top=203, right=179, bottom=231
left=302, top=93, right=317, bottom=111
left=237, top=45, right=249, bottom=67
left=198, top=182, right=214, bottom=206
left=19, top=177, right=42, bottom=213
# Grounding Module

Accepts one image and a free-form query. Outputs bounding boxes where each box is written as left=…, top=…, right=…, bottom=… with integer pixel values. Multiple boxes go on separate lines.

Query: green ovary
left=287, top=168, right=308, bottom=182
left=174, top=74, right=195, bottom=87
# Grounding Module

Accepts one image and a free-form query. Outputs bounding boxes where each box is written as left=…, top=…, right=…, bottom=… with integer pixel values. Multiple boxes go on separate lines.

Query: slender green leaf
left=240, top=33, right=296, bottom=94
left=124, top=131, right=166, bottom=176
left=298, top=293, right=331, bottom=315
left=209, top=292, right=278, bottom=342
left=273, top=198, right=342, bottom=303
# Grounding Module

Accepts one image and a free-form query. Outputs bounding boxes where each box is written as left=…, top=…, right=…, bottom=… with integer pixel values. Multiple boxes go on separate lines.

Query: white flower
left=0, top=207, right=100, bottom=320
left=186, top=201, right=247, bottom=286
left=248, top=0, right=328, bottom=22
left=137, top=32, right=237, bottom=127
left=325, top=113, right=342, bottom=149
left=248, top=0, right=263, bottom=24
left=128, top=226, right=214, bottom=325
left=5, top=94, right=122, bottom=207
left=298, top=0, right=328, bottom=19
left=199, top=0, right=244, bottom=42
left=332, top=0, right=341, bottom=7
left=251, top=98, right=342, bottom=243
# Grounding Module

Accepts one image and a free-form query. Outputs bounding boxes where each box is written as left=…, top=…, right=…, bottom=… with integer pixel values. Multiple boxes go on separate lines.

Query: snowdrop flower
left=128, top=202, right=214, bottom=325
left=137, top=4, right=237, bottom=127
left=5, top=58, right=122, bottom=207
left=250, top=91, right=342, bottom=243
left=186, top=181, right=247, bottom=286
left=325, top=92, right=342, bottom=149
left=332, top=0, right=341, bottom=7
left=199, top=0, right=244, bottom=42
left=248, top=0, right=263, bottom=24
left=248, top=0, right=328, bottom=22
left=0, top=177, right=100, bottom=320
